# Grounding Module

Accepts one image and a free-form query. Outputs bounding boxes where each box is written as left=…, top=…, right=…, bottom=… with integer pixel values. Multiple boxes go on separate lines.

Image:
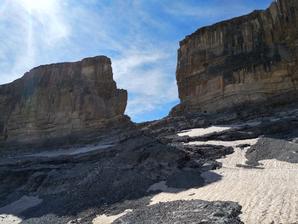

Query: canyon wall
left=0, top=56, right=129, bottom=148
left=172, top=0, right=298, bottom=115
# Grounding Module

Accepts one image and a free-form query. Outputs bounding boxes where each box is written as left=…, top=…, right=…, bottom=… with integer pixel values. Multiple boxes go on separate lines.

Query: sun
left=18, top=0, right=56, bottom=14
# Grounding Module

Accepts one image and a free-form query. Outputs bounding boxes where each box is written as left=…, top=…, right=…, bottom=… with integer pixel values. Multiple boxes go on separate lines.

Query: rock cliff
left=0, top=56, right=129, bottom=148
left=172, top=0, right=298, bottom=115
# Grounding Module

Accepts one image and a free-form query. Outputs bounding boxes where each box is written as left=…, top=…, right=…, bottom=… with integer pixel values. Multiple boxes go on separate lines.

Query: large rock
left=0, top=56, right=129, bottom=148
left=172, top=0, right=298, bottom=115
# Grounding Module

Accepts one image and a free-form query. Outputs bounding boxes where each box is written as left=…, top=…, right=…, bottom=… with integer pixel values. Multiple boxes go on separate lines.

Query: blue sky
left=0, top=0, right=272, bottom=122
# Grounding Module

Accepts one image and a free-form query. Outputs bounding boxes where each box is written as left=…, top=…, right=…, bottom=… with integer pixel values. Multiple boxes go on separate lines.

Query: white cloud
left=18, top=0, right=70, bottom=44
left=113, top=48, right=178, bottom=119
left=0, top=0, right=70, bottom=84
left=0, top=0, right=178, bottom=121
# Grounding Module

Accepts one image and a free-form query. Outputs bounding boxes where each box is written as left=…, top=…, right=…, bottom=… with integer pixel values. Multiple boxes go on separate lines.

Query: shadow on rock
left=0, top=129, right=225, bottom=224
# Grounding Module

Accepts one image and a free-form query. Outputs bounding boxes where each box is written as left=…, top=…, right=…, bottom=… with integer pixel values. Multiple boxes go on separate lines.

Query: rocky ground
left=142, top=105, right=298, bottom=224
left=112, top=200, right=242, bottom=224
left=0, top=105, right=298, bottom=224
left=0, top=123, right=236, bottom=224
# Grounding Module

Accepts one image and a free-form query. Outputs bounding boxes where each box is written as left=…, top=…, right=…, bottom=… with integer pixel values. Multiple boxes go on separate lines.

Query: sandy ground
left=0, top=214, right=22, bottom=224
left=178, top=126, right=232, bottom=137
left=0, top=196, right=42, bottom=224
left=148, top=128, right=298, bottom=224
left=92, top=209, right=133, bottom=224
left=177, top=122, right=261, bottom=138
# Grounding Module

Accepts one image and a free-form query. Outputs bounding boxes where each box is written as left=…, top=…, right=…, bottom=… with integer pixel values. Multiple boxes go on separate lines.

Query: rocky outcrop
left=173, top=0, right=298, bottom=115
left=0, top=56, right=129, bottom=148
left=112, top=200, right=243, bottom=224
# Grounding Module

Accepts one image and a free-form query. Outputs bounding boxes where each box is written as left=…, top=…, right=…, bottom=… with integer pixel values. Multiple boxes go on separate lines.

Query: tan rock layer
left=0, top=56, right=128, bottom=147
left=173, top=0, right=298, bottom=115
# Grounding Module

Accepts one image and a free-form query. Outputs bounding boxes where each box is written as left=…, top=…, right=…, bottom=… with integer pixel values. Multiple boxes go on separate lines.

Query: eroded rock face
left=173, top=0, right=298, bottom=115
left=0, top=56, right=129, bottom=148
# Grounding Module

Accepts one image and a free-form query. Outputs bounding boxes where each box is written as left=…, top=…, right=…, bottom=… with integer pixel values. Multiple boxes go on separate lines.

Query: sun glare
left=18, top=0, right=55, bottom=14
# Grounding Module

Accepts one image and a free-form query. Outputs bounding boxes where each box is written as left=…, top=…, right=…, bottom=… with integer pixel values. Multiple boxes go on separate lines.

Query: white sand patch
left=178, top=126, right=231, bottom=137
left=28, top=144, right=114, bottom=158
left=177, top=121, right=261, bottom=138
left=187, top=138, right=258, bottom=148
left=92, top=209, right=133, bottom=224
left=0, top=214, right=22, bottom=224
left=149, top=138, right=298, bottom=224
left=0, top=196, right=42, bottom=215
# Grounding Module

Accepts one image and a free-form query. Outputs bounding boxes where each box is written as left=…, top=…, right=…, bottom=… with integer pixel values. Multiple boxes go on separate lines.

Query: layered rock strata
left=0, top=56, right=128, bottom=148
left=173, top=0, right=298, bottom=115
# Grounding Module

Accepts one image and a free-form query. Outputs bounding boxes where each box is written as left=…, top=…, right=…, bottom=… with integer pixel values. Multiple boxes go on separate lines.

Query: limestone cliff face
left=0, top=56, right=128, bottom=147
left=173, top=0, right=298, bottom=115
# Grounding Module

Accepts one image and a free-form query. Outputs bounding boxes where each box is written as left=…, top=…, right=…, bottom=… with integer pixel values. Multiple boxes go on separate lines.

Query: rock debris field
left=92, top=114, right=298, bottom=224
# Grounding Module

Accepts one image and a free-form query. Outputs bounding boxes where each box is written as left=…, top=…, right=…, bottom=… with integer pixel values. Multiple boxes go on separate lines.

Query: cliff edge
left=172, top=0, right=298, bottom=115
left=0, top=56, right=129, bottom=148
